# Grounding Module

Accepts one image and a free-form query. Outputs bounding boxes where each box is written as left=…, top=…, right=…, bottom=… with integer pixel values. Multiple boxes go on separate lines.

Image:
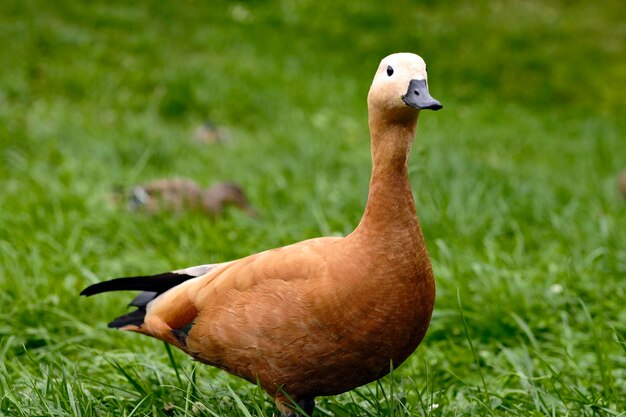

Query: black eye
left=386, top=65, right=394, bottom=76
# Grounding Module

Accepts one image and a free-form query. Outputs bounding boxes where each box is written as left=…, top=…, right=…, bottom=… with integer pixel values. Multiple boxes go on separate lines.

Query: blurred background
left=0, top=0, right=624, bottom=415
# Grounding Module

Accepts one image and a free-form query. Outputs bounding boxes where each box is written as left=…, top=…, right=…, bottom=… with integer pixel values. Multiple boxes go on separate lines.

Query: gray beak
left=402, top=79, right=442, bottom=111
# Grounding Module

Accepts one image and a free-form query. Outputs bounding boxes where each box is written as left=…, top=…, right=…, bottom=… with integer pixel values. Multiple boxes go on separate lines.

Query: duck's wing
left=80, top=237, right=343, bottom=353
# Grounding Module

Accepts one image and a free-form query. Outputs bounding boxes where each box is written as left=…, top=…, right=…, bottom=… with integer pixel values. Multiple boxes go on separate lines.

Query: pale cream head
left=368, top=53, right=441, bottom=118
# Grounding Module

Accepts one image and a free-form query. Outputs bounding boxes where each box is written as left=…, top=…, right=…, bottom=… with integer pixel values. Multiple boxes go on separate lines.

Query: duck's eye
left=386, top=66, right=394, bottom=76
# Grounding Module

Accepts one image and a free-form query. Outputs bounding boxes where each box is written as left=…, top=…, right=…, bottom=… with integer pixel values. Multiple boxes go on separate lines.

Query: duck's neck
left=352, top=109, right=422, bottom=241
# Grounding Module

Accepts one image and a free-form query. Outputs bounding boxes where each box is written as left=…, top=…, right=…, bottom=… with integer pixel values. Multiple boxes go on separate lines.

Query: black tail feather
left=108, top=309, right=148, bottom=329
left=81, top=267, right=211, bottom=330
left=128, top=291, right=158, bottom=308
left=80, top=272, right=195, bottom=297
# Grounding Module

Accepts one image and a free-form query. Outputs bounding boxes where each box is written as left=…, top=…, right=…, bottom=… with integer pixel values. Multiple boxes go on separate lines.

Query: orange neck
left=352, top=108, right=422, bottom=241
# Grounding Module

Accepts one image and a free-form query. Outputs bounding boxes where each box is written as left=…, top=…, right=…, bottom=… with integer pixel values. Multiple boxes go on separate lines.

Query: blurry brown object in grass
left=126, top=178, right=256, bottom=216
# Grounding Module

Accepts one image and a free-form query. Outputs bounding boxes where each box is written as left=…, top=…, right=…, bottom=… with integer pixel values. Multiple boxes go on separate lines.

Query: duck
left=81, top=52, right=442, bottom=416
left=125, top=179, right=256, bottom=217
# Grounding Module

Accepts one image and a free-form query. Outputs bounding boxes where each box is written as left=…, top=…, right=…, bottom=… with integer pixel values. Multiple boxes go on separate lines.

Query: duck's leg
left=297, top=397, right=315, bottom=416
left=275, top=396, right=315, bottom=417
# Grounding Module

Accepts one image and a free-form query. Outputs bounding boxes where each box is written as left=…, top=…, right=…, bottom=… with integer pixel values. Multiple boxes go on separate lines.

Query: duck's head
left=368, top=53, right=442, bottom=120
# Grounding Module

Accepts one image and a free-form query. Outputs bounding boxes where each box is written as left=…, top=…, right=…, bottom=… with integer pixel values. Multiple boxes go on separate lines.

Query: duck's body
left=82, top=53, right=441, bottom=416
left=138, top=227, right=432, bottom=400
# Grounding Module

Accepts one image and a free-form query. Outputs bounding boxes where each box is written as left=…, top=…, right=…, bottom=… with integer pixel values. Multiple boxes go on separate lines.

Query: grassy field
left=1, top=0, right=625, bottom=415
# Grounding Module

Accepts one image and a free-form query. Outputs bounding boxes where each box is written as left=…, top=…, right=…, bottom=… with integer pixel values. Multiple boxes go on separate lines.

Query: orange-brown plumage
left=81, top=53, right=442, bottom=416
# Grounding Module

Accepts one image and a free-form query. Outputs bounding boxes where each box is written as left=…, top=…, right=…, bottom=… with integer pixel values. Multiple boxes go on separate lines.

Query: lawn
left=1, top=0, right=625, bottom=416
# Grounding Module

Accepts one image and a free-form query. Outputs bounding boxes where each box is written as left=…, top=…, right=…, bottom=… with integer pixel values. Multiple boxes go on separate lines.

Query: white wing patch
left=174, top=264, right=215, bottom=277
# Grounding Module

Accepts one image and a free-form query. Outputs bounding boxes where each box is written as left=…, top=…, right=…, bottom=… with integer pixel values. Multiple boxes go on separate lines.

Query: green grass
left=1, top=0, right=625, bottom=415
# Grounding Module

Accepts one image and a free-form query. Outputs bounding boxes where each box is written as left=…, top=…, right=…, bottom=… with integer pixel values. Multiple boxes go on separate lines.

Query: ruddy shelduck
left=82, top=52, right=442, bottom=416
